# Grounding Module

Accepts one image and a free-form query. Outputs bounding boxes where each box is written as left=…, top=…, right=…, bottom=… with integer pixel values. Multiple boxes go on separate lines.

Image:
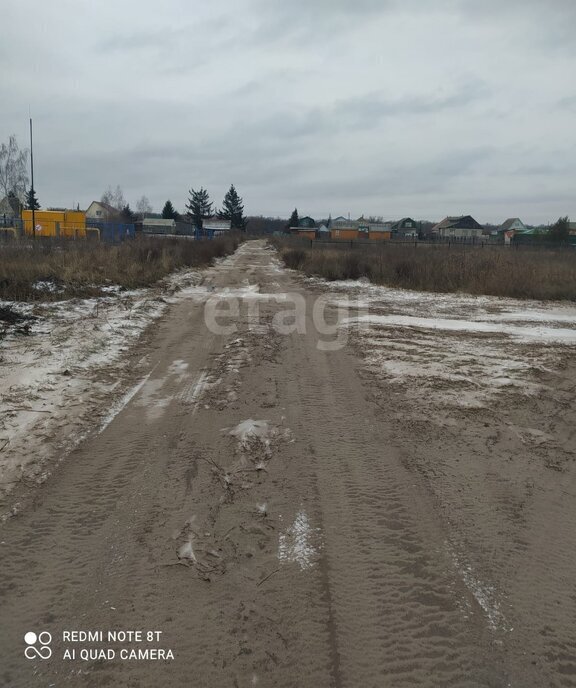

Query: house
left=297, top=229, right=317, bottom=240
left=142, top=218, right=177, bottom=235
left=331, top=216, right=356, bottom=228
left=432, top=215, right=484, bottom=238
left=357, top=217, right=392, bottom=240
left=499, top=218, right=527, bottom=234
left=289, top=216, right=316, bottom=233
left=0, top=195, right=20, bottom=226
left=203, top=219, right=232, bottom=235
left=298, top=216, right=316, bottom=229
left=569, top=222, right=576, bottom=236
left=330, top=227, right=359, bottom=241
left=368, top=225, right=392, bottom=241
left=85, top=201, right=122, bottom=222
left=391, top=218, right=418, bottom=236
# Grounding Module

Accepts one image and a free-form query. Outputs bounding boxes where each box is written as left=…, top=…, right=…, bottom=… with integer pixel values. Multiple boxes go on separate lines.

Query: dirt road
left=1, top=241, right=574, bottom=687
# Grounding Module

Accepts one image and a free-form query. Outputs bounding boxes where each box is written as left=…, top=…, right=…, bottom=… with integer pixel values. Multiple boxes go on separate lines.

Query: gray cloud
left=1, top=0, right=575, bottom=223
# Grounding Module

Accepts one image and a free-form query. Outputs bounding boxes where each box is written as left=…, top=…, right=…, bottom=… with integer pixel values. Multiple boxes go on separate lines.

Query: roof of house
left=500, top=218, right=524, bottom=231
left=298, top=216, right=316, bottom=226
left=143, top=218, right=175, bottom=227
left=0, top=196, right=20, bottom=215
left=432, top=215, right=483, bottom=231
left=86, top=200, right=121, bottom=216
left=204, top=220, right=231, bottom=230
left=391, top=217, right=416, bottom=229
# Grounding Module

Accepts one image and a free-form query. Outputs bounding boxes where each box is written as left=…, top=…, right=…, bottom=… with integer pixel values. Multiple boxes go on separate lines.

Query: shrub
left=272, top=239, right=576, bottom=301
left=0, top=234, right=241, bottom=301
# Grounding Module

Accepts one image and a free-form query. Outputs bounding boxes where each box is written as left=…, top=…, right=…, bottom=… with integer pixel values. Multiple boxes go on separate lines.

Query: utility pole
left=29, top=117, right=35, bottom=239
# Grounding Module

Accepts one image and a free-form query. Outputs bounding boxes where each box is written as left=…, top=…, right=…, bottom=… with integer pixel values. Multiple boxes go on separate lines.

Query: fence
left=86, top=221, right=135, bottom=243
left=280, top=234, right=576, bottom=252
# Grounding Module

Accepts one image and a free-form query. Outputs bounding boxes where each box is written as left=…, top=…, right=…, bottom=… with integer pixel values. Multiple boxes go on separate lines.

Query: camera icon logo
left=24, top=631, right=52, bottom=660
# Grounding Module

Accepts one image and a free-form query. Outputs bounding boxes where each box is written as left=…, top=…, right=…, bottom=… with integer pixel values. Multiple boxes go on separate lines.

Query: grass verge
left=0, top=235, right=241, bottom=301
left=272, top=239, right=576, bottom=300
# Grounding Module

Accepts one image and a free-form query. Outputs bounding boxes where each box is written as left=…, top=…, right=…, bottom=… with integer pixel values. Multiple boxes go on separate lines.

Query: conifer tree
left=220, top=184, right=247, bottom=231
left=25, top=188, right=40, bottom=210
left=287, top=208, right=299, bottom=231
left=162, top=200, right=178, bottom=219
left=186, top=187, right=212, bottom=230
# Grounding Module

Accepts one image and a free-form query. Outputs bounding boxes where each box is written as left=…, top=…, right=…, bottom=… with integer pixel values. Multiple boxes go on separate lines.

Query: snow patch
left=448, top=545, right=509, bottom=633
left=343, top=314, right=576, bottom=344
left=32, top=280, right=64, bottom=294
left=278, top=510, right=321, bottom=570
left=178, top=538, right=197, bottom=562
left=319, top=278, right=576, bottom=406
left=99, top=370, right=155, bottom=432
left=228, top=419, right=274, bottom=444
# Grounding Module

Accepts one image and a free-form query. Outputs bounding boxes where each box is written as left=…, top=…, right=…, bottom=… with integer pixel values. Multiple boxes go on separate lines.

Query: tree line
left=1, top=132, right=572, bottom=240
left=0, top=133, right=248, bottom=231
left=100, top=183, right=247, bottom=231
left=161, top=185, right=247, bottom=231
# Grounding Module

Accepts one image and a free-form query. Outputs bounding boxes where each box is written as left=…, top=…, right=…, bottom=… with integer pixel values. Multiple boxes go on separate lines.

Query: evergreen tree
left=186, top=187, right=212, bottom=230
left=120, top=204, right=137, bottom=222
left=549, top=216, right=570, bottom=242
left=287, top=208, right=299, bottom=231
left=220, top=184, right=247, bottom=231
left=162, top=200, right=178, bottom=219
left=25, top=187, right=40, bottom=210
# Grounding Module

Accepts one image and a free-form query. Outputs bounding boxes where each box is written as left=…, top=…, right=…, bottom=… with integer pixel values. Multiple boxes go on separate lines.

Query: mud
left=1, top=241, right=575, bottom=686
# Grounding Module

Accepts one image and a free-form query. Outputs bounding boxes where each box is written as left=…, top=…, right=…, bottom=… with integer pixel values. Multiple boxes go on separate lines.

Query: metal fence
left=86, top=221, right=135, bottom=243
left=280, top=235, right=576, bottom=252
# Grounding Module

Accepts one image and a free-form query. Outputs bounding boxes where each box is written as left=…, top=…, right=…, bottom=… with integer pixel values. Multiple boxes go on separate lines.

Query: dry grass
left=0, top=235, right=241, bottom=301
left=274, top=240, right=576, bottom=301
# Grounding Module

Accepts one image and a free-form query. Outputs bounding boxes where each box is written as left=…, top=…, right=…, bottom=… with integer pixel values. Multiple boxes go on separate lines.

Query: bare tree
left=0, top=135, right=29, bottom=202
left=136, top=195, right=153, bottom=216
left=101, top=184, right=126, bottom=210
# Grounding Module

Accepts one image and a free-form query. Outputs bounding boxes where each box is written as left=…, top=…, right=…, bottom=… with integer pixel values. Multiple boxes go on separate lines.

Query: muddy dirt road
left=1, top=241, right=575, bottom=687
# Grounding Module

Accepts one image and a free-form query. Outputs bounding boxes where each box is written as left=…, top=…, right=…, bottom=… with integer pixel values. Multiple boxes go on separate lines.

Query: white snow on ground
left=178, top=538, right=197, bottom=562
left=313, top=278, right=576, bottom=406
left=228, top=419, right=275, bottom=445
left=225, top=419, right=293, bottom=455
left=99, top=368, right=156, bottom=432
left=344, top=314, right=576, bottom=344
left=0, top=248, right=251, bottom=510
left=278, top=510, right=321, bottom=571
left=448, top=543, right=509, bottom=633
left=0, top=290, right=169, bottom=509
left=183, top=371, right=210, bottom=412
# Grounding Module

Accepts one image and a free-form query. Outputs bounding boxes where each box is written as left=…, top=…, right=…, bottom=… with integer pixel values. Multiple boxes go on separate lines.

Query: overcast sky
left=2, top=0, right=575, bottom=223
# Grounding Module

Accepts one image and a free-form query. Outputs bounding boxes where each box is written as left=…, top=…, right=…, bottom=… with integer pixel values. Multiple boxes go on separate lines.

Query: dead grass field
left=0, top=234, right=241, bottom=301
left=273, top=239, right=576, bottom=300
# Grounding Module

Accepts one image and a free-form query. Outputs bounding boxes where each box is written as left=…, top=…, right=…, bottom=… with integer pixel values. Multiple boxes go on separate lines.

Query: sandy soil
left=1, top=241, right=576, bottom=687
left=0, top=268, right=207, bottom=513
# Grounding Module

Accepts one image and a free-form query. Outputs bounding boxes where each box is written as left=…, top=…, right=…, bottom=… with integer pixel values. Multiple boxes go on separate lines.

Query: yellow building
left=22, top=209, right=87, bottom=238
